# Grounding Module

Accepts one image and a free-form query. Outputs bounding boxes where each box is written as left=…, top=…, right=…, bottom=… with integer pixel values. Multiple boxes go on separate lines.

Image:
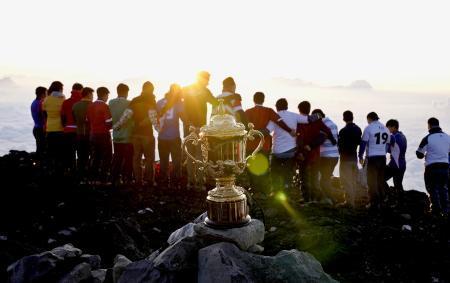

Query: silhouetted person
left=72, top=87, right=94, bottom=181
left=385, top=119, right=407, bottom=193
left=43, top=81, right=65, bottom=175
left=312, top=109, right=339, bottom=204
left=115, top=82, right=159, bottom=187
left=182, top=71, right=218, bottom=190
left=268, top=99, right=308, bottom=194
left=157, top=84, right=184, bottom=189
left=61, top=83, right=83, bottom=173
left=297, top=101, right=336, bottom=203
left=87, top=87, right=112, bottom=183
left=358, top=112, right=390, bottom=211
left=338, top=110, right=362, bottom=207
left=245, top=92, right=295, bottom=194
left=416, top=117, right=449, bottom=216
left=31, top=86, right=47, bottom=159
left=214, top=77, right=247, bottom=124
left=109, top=83, right=134, bottom=185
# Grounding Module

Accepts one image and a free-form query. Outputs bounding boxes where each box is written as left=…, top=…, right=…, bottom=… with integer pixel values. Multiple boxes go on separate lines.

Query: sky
left=1, top=0, right=450, bottom=92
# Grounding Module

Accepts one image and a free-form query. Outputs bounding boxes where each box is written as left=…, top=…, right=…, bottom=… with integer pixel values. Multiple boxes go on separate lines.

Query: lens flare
left=247, top=153, right=269, bottom=176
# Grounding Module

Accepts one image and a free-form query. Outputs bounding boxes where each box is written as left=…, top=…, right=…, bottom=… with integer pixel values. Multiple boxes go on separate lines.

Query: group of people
left=30, top=71, right=450, bottom=216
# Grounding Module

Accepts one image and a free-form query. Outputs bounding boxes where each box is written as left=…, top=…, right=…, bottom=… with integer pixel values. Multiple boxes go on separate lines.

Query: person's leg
left=62, top=133, right=71, bottom=172
left=340, top=161, right=356, bottom=206
left=171, top=138, right=182, bottom=185
left=185, top=142, right=198, bottom=188
left=46, top=132, right=56, bottom=171
left=392, top=168, right=405, bottom=192
left=319, top=157, right=338, bottom=200
left=158, top=138, right=170, bottom=185
left=100, top=134, right=112, bottom=182
left=33, top=127, right=45, bottom=159
left=367, top=158, right=379, bottom=208
left=89, top=135, right=100, bottom=181
left=142, top=136, right=155, bottom=185
left=123, top=143, right=134, bottom=183
left=377, top=157, right=386, bottom=206
left=54, top=132, right=65, bottom=176
left=77, top=135, right=89, bottom=180
left=436, top=167, right=449, bottom=215
left=349, top=162, right=358, bottom=206
left=63, top=133, right=76, bottom=173
left=270, top=155, right=283, bottom=192
left=132, top=136, right=143, bottom=185
left=384, top=165, right=394, bottom=190
left=111, top=142, right=123, bottom=183
left=302, top=163, right=312, bottom=202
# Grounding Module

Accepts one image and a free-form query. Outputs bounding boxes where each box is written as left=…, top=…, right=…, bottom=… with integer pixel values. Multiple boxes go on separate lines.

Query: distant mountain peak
left=0, top=77, right=18, bottom=89
left=348, top=80, right=373, bottom=90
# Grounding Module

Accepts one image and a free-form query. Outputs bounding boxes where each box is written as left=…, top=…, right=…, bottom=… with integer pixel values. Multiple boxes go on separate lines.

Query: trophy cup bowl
left=182, top=100, right=264, bottom=228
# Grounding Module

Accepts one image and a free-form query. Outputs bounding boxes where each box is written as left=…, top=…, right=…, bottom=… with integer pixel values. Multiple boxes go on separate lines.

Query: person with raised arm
left=182, top=71, right=218, bottom=190
left=156, top=84, right=185, bottom=189
left=245, top=92, right=296, bottom=194
left=114, top=82, right=159, bottom=187
left=416, top=117, right=449, bottom=216
left=109, top=83, right=134, bottom=185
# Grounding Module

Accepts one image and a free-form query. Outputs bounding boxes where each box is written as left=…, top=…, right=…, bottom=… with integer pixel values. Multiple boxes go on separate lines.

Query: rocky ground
left=0, top=150, right=449, bottom=282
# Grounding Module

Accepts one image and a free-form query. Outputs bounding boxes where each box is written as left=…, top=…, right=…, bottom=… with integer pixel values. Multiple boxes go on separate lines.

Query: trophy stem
left=204, top=176, right=251, bottom=228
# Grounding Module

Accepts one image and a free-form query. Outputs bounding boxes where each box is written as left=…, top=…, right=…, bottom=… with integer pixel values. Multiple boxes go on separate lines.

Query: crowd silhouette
left=30, top=71, right=450, bottom=216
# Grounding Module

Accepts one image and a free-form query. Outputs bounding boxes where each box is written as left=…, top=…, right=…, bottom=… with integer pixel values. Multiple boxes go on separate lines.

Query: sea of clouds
left=1, top=76, right=449, bottom=193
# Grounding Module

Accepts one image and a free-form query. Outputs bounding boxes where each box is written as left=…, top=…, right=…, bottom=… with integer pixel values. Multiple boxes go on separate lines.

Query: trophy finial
left=217, top=99, right=226, bottom=115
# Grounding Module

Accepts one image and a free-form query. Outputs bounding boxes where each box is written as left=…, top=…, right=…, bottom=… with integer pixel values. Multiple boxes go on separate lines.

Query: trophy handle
left=245, top=123, right=265, bottom=162
left=182, top=126, right=207, bottom=169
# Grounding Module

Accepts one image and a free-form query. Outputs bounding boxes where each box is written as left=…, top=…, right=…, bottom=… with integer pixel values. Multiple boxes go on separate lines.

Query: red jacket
left=87, top=100, right=112, bottom=135
left=61, top=90, right=82, bottom=133
left=245, top=105, right=281, bottom=152
left=297, top=118, right=335, bottom=164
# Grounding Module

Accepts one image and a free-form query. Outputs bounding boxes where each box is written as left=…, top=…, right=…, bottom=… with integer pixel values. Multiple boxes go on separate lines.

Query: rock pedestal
left=117, top=212, right=337, bottom=283
left=7, top=214, right=338, bottom=283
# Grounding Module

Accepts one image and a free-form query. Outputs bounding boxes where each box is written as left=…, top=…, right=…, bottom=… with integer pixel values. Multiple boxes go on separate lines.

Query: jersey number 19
left=375, top=132, right=388, bottom=144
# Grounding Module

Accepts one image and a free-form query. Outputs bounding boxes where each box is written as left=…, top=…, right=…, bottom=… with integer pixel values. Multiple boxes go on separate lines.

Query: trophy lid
left=200, top=99, right=246, bottom=137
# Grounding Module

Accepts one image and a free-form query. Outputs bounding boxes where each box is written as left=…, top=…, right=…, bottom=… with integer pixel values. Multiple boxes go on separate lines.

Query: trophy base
left=204, top=215, right=251, bottom=229
left=205, top=181, right=251, bottom=229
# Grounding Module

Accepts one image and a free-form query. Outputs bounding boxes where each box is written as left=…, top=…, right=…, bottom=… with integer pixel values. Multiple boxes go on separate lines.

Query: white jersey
left=416, top=128, right=450, bottom=166
left=267, top=110, right=308, bottom=154
left=361, top=120, right=390, bottom=157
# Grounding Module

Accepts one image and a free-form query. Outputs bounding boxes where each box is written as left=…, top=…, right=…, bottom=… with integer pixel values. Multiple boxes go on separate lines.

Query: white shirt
left=417, top=128, right=450, bottom=166
left=361, top=120, right=390, bottom=157
left=267, top=110, right=308, bottom=154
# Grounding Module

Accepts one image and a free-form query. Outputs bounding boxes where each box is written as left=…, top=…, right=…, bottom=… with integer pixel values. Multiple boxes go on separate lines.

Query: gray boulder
left=193, top=212, right=207, bottom=224
left=198, top=242, right=338, bottom=283
left=167, top=223, right=195, bottom=245
left=113, top=254, right=132, bottom=283
left=117, top=259, right=174, bottom=283
left=91, top=269, right=107, bottom=283
left=153, top=236, right=205, bottom=272
left=168, top=217, right=265, bottom=251
left=7, top=251, right=63, bottom=283
left=51, top=244, right=82, bottom=259
left=194, top=220, right=265, bottom=250
left=81, top=254, right=101, bottom=269
left=58, top=262, right=92, bottom=283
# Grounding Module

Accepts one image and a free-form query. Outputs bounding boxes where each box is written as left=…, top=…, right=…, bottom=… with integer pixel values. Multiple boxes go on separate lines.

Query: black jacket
left=338, top=122, right=362, bottom=162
